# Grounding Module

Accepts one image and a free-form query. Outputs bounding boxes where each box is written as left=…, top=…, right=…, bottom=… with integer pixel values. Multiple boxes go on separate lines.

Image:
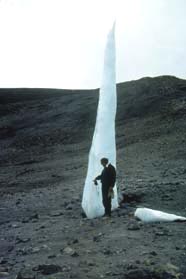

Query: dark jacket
left=96, top=164, right=116, bottom=194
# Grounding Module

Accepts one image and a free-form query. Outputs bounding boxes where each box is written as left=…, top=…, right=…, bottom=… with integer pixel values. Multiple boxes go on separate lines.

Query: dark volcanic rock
left=16, top=237, right=31, bottom=244
left=33, top=264, right=62, bottom=275
left=123, top=263, right=184, bottom=279
left=127, top=221, right=141, bottom=231
left=120, top=192, right=144, bottom=204
left=16, top=269, right=35, bottom=279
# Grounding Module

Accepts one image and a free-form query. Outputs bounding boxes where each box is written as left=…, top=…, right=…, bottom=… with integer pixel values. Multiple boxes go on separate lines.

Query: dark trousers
left=102, top=194, right=111, bottom=216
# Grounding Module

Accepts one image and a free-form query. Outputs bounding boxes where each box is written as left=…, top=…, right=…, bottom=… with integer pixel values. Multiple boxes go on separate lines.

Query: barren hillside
left=0, top=76, right=186, bottom=279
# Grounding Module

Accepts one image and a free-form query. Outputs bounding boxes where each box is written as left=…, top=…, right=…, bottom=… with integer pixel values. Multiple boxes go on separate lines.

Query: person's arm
left=95, top=175, right=102, bottom=180
left=93, top=174, right=102, bottom=185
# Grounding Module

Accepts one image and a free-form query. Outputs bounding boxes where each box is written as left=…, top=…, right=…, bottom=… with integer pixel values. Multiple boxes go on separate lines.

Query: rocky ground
left=0, top=75, right=186, bottom=279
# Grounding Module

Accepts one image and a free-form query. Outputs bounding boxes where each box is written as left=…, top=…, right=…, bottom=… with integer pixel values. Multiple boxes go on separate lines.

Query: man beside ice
left=94, top=158, right=116, bottom=217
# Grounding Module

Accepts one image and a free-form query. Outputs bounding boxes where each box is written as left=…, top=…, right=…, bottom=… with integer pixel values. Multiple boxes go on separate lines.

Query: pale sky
left=0, top=0, right=186, bottom=89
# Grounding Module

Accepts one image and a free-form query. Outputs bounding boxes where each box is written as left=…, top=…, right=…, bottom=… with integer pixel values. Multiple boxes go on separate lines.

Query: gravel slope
left=0, top=75, right=186, bottom=279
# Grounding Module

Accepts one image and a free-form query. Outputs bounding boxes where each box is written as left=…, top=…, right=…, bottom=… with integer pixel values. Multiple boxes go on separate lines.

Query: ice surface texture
left=82, top=23, right=118, bottom=219
left=135, top=208, right=186, bottom=223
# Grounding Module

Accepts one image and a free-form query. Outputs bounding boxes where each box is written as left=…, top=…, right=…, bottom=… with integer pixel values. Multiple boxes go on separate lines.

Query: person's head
left=100, top=157, right=108, bottom=167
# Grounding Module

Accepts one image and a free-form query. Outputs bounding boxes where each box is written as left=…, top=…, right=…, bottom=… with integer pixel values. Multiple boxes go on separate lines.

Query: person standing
left=94, top=158, right=116, bottom=217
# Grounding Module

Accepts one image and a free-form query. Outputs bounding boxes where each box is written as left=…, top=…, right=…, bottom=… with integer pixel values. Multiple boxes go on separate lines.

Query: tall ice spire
left=82, top=23, right=118, bottom=219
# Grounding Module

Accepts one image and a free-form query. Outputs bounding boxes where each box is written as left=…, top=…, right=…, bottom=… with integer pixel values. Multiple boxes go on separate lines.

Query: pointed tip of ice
left=111, top=20, right=116, bottom=32
left=107, top=20, right=116, bottom=41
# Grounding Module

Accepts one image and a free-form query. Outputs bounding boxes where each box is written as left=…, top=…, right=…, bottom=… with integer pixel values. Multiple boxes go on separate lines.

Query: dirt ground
left=0, top=76, right=186, bottom=279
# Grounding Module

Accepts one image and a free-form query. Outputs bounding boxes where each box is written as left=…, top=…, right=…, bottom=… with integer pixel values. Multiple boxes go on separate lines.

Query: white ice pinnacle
left=135, top=208, right=186, bottom=223
left=82, top=23, right=118, bottom=219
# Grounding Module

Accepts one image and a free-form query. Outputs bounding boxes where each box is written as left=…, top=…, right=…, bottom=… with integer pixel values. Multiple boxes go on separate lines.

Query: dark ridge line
left=0, top=75, right=185, bottom=92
